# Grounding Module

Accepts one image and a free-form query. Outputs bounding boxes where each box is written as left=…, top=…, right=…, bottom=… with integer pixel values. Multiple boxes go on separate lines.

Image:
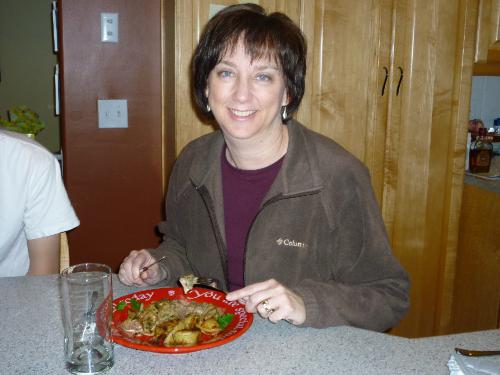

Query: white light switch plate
left=101, top=13, right=118, bottom=43
left=98, top=99, right=128, bottom=128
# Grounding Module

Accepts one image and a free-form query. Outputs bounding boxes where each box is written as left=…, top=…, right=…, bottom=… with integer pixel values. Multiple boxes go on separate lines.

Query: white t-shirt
left=0, top=130, right=80, bottom=276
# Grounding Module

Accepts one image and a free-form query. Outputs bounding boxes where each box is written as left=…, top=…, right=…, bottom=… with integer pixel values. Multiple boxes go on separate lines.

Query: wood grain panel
left=475, top=0, right=500, bottom=63
left=381, top=0, right=406, bottom=241
left=387, top=0, right=476, bottom=337
left=306, top=0, right=375, bottom=161
left=434, top=0, right=477, bottom=335
left=452, top=183, right=500, bottom=333
left=162, top=0, right=176, bottom=190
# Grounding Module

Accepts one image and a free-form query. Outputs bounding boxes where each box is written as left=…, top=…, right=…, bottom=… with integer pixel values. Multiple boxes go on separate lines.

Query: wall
left=469, top=76, right=500, bottom=128
left=0, top=0, right=60, bottom=152
left=59, top=0, right=164, bottom=271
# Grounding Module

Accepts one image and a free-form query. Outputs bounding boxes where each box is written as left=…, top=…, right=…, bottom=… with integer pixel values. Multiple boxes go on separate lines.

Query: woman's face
left=206, top=41, right=288, bottom=142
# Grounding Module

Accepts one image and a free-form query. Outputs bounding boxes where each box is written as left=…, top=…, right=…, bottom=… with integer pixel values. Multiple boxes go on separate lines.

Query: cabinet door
left=475, top=0, right=500, bottom=63
left=383, top=0, right=477, bottom=337
left=294, top=0, right=389, bottom=204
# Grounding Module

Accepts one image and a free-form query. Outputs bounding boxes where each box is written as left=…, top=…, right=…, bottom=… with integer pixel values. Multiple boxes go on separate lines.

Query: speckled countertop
left=464, top=173, right=500, bottom=194
left=0, top=275, right=498, bottom=375
left=465, top=155, right=500, bottom=194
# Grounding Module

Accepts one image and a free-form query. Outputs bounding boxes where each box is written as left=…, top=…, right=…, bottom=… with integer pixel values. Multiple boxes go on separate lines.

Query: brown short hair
left=192, top=3, right=307, bottom=121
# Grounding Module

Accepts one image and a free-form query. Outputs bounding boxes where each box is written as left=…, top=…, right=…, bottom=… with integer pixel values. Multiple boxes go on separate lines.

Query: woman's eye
left=217, top=70, right=233, bottom=78
left=256, top=74, right=271, bottom=82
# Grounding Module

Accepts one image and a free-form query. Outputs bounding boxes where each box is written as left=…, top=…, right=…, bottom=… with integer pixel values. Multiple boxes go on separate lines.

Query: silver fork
left=455, top=347, right=500, bottom=357
left=140, top=256, right=167, bottom=273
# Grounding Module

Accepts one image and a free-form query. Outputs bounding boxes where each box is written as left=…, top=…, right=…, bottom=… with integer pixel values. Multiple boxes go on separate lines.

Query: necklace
left=226, top=147, right=239, bottom=169
left=225, top=126, right=288, bottom=170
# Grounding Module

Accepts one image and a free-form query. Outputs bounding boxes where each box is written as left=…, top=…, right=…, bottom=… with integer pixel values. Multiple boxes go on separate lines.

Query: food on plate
left=119, top=298, right=234, bottom=347
left=179, top=274, right=199, bottom=294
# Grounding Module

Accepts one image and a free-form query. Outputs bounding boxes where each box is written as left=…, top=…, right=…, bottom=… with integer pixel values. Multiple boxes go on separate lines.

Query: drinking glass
left=61, top=263, right=114, bottom=374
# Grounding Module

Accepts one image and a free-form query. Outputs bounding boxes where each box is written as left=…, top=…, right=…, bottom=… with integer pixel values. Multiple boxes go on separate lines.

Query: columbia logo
left=276, top=238, right=307, bottom=248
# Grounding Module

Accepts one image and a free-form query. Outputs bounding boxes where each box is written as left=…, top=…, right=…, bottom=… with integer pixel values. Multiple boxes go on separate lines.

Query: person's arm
left=27, top=234, right=60, bottom=275
left=118, top=159, right=192, bottom=286
left=292, top=167, right=410, bottom=331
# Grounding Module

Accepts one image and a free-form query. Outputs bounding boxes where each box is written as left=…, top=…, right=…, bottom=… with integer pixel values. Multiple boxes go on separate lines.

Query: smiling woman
left=118, top=3, right=409, bottom=332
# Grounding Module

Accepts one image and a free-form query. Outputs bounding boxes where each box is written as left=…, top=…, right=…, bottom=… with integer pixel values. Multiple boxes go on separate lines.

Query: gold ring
left=260, top=299, right=275, bottom=315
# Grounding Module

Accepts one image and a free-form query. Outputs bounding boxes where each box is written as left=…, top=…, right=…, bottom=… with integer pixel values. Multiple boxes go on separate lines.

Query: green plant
left=0, top=105, right=46, bottom=135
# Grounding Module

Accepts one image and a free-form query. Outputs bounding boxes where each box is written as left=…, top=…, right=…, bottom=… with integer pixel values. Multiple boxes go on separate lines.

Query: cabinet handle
left=396, top=66, right=403, bottom=96
left=381, top=67, right=389, bottom=96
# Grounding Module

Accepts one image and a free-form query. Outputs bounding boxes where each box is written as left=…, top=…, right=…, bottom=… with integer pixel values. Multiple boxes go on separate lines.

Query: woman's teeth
left=231, top=109, right=255, bottom=117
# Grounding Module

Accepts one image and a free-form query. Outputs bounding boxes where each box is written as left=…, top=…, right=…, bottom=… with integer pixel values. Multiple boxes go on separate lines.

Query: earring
left=207, top=104, right=211, bottom=112
left=282, top=106, right=287, bottom=120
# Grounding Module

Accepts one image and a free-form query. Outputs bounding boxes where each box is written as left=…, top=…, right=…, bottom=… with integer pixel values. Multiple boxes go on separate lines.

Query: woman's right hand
left=118, top=249, right=166, bottom=286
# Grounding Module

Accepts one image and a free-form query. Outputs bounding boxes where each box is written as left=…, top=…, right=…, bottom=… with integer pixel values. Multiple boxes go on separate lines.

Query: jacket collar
left=188, top=120, right=323, bottom=199
left=267, top=119, right=323, bottom=199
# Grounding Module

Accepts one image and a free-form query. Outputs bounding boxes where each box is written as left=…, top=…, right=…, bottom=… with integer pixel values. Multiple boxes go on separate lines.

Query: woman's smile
left=228, top=108, right=258, bottom=120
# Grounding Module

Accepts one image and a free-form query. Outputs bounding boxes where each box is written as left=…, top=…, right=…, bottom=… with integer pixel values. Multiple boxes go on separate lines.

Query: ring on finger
left=260, top=299, right=275, bottom=315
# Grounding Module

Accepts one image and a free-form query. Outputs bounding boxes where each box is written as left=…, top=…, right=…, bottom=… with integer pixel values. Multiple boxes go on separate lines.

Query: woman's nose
left=233, top=77, right=251, bottom=102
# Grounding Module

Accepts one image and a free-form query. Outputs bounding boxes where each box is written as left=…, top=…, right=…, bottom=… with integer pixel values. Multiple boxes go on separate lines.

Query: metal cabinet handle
left=381, top=67, right=389, bottom=96
left=396, top=66, right=403, bottom=96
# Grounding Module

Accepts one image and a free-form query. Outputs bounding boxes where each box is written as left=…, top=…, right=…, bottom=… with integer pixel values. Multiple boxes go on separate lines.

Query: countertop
left=465, top=155, right=500, bottom=194
left=0, top=274, right=498, bottom=375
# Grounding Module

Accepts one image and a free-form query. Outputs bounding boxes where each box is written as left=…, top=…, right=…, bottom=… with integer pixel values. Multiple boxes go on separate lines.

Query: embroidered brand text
left=276, top=238, right=307, bottom=248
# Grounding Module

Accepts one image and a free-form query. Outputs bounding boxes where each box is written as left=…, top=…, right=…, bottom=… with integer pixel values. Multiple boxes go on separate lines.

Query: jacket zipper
left=195, top=184, right=230, bottom=289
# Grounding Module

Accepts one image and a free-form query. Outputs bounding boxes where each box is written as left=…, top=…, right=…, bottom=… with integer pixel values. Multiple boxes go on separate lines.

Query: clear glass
left=61, top=263, right=114, bottom=374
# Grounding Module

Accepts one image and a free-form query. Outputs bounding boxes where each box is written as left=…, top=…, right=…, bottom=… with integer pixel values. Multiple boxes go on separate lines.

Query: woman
left=119, top=3, right=409, bottom=330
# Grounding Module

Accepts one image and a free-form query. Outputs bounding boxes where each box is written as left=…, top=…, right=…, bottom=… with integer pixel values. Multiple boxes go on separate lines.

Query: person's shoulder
left=176, top=131, right=222, bottom=163
left=182, top=131, right=221, bottom=151
left=0, top=130, right=56, bottom=165
left=291, top=121, right=368, bottom=175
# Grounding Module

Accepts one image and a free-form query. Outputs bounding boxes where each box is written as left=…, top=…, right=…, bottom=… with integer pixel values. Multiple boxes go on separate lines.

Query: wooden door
left=452, top=182, right=500, bottom=333
left=383, top=0, right=477, bottom=337
left=473, top=0, right=500, bottom=74
left=475, top=0, right=500, bottom=63
left=59, top=0, right=165, bottom=271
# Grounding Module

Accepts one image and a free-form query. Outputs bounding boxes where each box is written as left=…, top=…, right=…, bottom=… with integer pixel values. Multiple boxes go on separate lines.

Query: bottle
left=494, top=118, right=500, bottom=135
left=469, top=127, right=493, bottom=173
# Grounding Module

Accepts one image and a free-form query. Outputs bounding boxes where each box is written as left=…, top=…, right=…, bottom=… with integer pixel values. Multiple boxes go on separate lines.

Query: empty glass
left=61, top=263, right=114, bottom=374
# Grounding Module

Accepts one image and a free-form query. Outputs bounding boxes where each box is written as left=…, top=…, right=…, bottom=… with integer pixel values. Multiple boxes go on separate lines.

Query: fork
left=140, top=256, right=168, bottom=273
left=455, top=347, right=500, bottom=357
left=194, top=277, right=219, bottom=289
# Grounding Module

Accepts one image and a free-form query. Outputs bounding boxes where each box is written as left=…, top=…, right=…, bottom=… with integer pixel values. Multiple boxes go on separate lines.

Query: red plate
left=112, top=287, right=253, bottom=353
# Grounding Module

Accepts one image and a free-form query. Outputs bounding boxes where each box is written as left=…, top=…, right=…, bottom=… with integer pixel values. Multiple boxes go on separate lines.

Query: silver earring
left=207, top=104, right=211, bottom=112
left=282, top=106, right=287, bottom=120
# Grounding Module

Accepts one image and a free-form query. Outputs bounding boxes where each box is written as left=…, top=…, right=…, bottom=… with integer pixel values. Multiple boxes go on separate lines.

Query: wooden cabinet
left=473, top=0, right=500, bottom=74
left=452, top=179, right=500, bottom=333
left=381, top=0, right=479, bottom=338
left=170, top=0, right=477, bottom=337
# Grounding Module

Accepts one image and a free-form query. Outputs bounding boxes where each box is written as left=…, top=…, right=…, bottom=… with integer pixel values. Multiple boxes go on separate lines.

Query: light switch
left=101, top=13, right=118, bottom=43
left=98, top=100, right=128, bottom=128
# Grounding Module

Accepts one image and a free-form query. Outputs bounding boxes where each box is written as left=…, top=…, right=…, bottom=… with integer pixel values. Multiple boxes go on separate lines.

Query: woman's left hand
left=225, top=279, right=306, bottom=325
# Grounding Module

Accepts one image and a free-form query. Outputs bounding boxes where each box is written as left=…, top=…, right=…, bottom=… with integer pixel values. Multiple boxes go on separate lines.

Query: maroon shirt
left=221, top=148, right=284, bottom=291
